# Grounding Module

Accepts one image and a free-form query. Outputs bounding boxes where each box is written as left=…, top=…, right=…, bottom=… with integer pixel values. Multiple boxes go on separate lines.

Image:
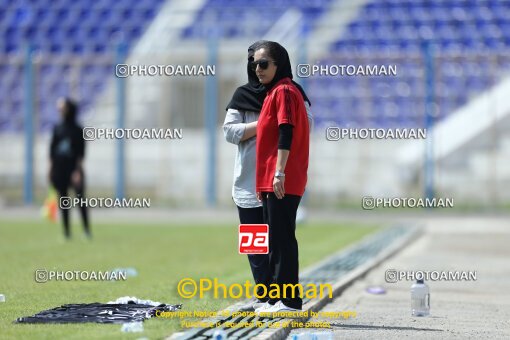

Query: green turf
left=0, top=218, right=378, bottom=339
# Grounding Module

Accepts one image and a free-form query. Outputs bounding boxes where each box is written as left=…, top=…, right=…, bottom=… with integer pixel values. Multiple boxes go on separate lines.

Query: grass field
left=0, top=218, right=379, bottom=339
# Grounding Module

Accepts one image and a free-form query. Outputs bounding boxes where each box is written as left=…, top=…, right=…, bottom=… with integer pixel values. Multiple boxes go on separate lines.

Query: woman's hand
left=48, top=163, right=53, bottom=183
left=273, top=176, right=285, bottom=199
left=72, top=170, right=82, bottom=187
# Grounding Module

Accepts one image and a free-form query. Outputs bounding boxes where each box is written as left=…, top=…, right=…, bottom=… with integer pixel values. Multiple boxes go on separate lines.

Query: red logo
left=239, top=224, right=269, bottom=254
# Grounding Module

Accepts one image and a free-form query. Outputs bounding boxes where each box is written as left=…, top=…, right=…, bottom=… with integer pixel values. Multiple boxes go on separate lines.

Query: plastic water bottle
left=0, top=294, right=5, bottom=302
left=120, top=321, right=144, bottom=332
left=291, top=332, right=333, bottom=340
left=411, top=279, right=430, bottom=316
left=311, top=332, right=332, bottom=340
left=212, top=329, right=227, bottom=340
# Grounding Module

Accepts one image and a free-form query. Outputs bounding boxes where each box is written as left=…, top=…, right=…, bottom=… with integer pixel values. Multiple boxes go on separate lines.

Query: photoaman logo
left=177, top=278, right=333, bottom=300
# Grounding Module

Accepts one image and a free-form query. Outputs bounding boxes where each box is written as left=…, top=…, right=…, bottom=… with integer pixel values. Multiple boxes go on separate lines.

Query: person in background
left=223, top=41, right=312, bottom=311
left=252, top=41, right=310, bottom=314
left=49, top=98, right=90, bottom=240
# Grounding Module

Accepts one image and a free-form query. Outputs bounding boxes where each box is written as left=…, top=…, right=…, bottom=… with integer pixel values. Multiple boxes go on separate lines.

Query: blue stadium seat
left=324, top=0, right=510, bottom=127
left=181, top=0, right=332, bottom=39
left=0, top=0, right=165, bottom=131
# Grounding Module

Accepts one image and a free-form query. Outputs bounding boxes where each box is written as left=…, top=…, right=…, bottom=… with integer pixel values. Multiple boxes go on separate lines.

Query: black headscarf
left=226, top=40, right=311, bottom=112
left=254, top=41, right=311, bottom=106
left=62, top=98, right=78, bottom=125
left=226, top=41, right=267, bottom=112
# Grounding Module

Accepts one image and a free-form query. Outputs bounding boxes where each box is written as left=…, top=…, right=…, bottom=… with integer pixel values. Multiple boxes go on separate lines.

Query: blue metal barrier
left=205, top=38, right=218, bottom=206
left=423, top=41, right=435, bottom=201
left=23, top=44, right=34, bottom=205
left=115, top=42, right=128, bottom=199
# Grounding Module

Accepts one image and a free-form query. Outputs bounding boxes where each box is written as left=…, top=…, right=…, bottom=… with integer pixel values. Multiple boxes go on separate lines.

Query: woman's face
left=57, top=98, right=66, bottom=119
left=253, top=48, right=277, bottom=85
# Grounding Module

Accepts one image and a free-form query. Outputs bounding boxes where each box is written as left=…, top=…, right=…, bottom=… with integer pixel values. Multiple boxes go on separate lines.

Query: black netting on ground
left=16, top=302, right=182, bottom=324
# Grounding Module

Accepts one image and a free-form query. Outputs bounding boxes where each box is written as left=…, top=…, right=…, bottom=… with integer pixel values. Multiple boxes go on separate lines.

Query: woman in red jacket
left=253, top=41, right=310, bottom=314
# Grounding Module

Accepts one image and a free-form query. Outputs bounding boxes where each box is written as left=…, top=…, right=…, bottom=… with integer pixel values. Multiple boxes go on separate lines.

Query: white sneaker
left=254, top=301, right=273, bottom=313
left=238, top=300, right=267, bottom=312
left=259, top=301, right=302, bottom=318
